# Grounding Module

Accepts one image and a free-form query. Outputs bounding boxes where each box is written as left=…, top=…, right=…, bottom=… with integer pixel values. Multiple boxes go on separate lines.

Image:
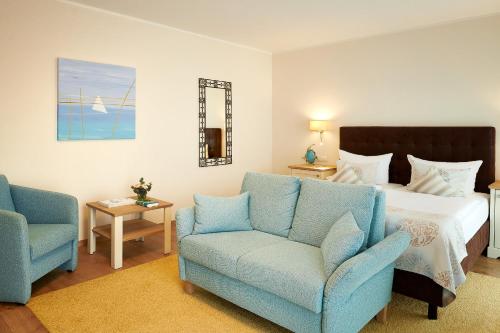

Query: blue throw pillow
left=193, top=192, right=253, bottom=234
left=321, top=211, right=364, bottom=277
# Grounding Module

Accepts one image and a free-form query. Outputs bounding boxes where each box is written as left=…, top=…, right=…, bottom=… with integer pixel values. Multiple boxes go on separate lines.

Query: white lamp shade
left=309, top=120, right=328, bottom=132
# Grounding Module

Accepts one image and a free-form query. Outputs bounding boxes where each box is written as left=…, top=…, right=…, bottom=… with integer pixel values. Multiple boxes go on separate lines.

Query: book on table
left=136, top=200, right=159, bottom=208
left=98, top=198, right=136, bottom=208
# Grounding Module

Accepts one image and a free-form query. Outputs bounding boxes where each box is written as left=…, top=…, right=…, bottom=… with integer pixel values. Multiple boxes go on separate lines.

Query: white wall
left=272, top=14, right=500, bottom=176
left=0, top=0, right=272, bottom=239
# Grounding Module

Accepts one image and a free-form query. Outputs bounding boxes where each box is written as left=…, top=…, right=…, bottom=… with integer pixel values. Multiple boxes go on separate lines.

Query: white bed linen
left=383, top=186, right=489, bottom=242
left=377, top=185, right=489, bottom=293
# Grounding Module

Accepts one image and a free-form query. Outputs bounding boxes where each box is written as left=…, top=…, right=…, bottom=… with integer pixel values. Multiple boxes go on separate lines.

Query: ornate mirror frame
left=198, top=78, right=232, bottom=167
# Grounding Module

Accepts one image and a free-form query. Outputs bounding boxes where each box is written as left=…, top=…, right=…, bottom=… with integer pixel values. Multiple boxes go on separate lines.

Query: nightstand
left=488, top=181, right=500, bottom=258
left=288, top=164, right=336, bottom=180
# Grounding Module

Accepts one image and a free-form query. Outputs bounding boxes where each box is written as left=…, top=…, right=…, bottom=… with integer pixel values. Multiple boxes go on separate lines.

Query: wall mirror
left=199, top=78, right=232, bottom=167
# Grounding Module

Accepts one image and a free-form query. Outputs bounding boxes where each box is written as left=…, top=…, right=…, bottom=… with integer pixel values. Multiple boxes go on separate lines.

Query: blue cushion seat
left=236, top=240, right=327, bottom=313
left=180, top=230, right=286, bottom=279
left=28, top=224, right=77, bottom=261
left=241, top=172, right=301, bottom=237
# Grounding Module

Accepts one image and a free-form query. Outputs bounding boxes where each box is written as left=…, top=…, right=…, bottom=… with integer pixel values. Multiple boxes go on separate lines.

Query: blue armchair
left=0, top=175, right=78, bottom=304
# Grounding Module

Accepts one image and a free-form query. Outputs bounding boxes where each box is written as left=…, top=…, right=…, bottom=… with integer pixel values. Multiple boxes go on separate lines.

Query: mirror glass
left=198, top=78, right=232, bottom=167
left=205, top=88, right=226, bottom=158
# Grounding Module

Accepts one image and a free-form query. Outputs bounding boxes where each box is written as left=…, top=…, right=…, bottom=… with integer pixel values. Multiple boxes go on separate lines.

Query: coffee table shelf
left=92, top=219, right=164, bottom=242
left=86, top=197, right=173, bottom=269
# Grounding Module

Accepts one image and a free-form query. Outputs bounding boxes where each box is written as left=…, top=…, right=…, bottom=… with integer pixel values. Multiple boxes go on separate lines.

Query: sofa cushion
left=0, top=175, right=15, bottom=212
left=288, top=179, right=376, bottom=248
left=28, top=224, right=77, bottom=261
left=236, top=240, right=327, bottom=313
left=193, top=192, right=252, bottom=234
left=240, top=172, right=301, bottom=237
left=180, top=230, right=286, bottom=279
left=321, top=211, right=364, bottom=277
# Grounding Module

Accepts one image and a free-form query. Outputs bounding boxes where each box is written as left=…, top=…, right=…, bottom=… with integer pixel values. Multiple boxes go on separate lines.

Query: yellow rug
left=28, top=255, right=500, bottom=333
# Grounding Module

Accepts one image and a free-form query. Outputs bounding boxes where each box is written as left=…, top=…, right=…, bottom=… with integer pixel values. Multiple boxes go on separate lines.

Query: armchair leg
left=376, top=305, right=388, bottom=323
left=184, top=281, right=194, bottom=294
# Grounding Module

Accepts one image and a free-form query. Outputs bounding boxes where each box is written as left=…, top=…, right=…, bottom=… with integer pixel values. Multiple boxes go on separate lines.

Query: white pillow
left=407, top=155, right=482, bottom=195
left=339, top=150, right=393, bottom=184
left=336, top=160, right=378, bottom=184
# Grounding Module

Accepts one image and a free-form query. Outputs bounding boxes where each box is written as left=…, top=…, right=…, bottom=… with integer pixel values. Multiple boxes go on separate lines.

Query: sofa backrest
left=0, top=175, right=15, bottom=212
left=288, top=178, right=379, bottom=248
left=241, top=172, right=301, bottom=237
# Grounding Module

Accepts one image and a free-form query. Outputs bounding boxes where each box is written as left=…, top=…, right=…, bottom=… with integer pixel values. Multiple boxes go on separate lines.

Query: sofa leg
left=376, top=305, right=388, bottom=323
left=184, top=281, right=194, bottom=294
left=428, top=304, right=438, bottom=320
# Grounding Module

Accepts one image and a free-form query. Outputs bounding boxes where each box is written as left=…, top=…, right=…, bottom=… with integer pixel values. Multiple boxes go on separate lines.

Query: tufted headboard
left=339, top=126, right=495, bottom=193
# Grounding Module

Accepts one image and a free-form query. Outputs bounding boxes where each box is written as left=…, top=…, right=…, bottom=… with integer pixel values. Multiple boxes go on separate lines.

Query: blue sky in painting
left=58, top=58, right=135, bottom=100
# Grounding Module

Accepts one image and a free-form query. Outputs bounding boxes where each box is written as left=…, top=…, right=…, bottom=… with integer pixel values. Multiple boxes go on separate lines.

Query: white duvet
left=381, top=185, right=489, bottom=294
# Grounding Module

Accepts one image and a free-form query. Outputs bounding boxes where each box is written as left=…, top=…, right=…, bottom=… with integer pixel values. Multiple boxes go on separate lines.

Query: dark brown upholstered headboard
left=339, top=127, right=495, bottom=193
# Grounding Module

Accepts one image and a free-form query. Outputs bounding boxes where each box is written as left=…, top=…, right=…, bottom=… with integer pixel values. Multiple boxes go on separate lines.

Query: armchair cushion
left=0, top=175, right=15, bottom=212
left=288, top=179, right=376, bottom=247
left=236, top=240, right=327, bottom=313
left=180, top=230, right=285, bottom=279
left=241, top=172, right=301, bottom=237
left=28, top=224, right=77, bottom=261
left=320, top=211, right=364, bottom=277
left=193, top=192, right=252, bottom=234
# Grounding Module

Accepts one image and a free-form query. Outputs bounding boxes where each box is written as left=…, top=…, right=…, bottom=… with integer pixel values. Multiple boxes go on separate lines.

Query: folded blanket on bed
left=386, top=206, right=467, bottom=294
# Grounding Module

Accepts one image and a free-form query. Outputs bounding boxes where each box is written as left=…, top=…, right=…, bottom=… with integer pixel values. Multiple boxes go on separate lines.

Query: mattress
left=381, top=184, right=489, bottom=242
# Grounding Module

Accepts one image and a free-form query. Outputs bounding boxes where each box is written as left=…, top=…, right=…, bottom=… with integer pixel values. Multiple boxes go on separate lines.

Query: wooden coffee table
left=86, top=197, right=174, bottom=269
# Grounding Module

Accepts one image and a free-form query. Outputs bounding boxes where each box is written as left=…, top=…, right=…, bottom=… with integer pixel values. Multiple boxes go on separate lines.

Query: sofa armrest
left=0, top=210, right=32, bottom=304
left=324, top=231, right=410, bottom=302
left=10, top=185, right=78, bottom=226
left=175, top=207, right=196, bottom=280
left=175, top=207, right=196, bottom=246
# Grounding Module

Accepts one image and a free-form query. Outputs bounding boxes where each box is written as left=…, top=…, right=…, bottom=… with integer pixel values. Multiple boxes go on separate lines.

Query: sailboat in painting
left=92, top=96, right=108, bottom=113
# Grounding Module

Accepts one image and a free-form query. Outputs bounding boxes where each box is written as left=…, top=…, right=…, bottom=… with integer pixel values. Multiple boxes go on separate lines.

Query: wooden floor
left=1, top=225, right=499, bottom=333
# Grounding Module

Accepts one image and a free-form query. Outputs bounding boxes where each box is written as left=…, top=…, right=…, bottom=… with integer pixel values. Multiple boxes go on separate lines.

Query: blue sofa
left=0, top=175, right=79, bottom=304
left=176, top=173, right=410, bottom=333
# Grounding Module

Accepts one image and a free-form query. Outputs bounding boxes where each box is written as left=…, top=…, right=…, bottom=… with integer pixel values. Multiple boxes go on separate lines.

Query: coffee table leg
left=164, top=207, right=172, bottom=254
left=88, top=208, right=96, bottom=254
left=111, top=216, right=123, bottom=269
left=135, top=212, right=145, bottom=242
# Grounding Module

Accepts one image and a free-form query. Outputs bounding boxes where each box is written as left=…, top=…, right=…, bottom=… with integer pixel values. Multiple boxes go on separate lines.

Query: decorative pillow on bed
left=407, top=166, right=463, bottom=197
left=193, top=192, right=253, bottom=234
left=327, top=165, right=364, bottom=185
left=334, top=160, right=378, bottom=184
left=408, top=155, right=482, bottom=195
left=320, top=211, right=364, bottom=277
left=339, top=150, right=393, bottom=184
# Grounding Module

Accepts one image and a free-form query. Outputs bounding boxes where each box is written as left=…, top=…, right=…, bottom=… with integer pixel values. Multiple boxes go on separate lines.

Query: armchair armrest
left=324, top=231, right=411, bottom=302
left=10, top=185, right=78, bottom=226
left=0, top=210, right=31, bottom=304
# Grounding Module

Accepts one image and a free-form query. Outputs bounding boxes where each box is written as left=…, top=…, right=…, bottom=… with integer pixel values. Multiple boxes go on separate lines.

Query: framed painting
left=57, top=58, right=136, bottom=140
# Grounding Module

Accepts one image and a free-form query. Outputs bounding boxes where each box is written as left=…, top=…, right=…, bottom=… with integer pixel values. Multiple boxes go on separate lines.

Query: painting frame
left=57, top=58, right=136, bottom=141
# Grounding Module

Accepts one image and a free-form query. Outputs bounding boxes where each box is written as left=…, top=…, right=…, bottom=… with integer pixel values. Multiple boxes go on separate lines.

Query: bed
left=339, top=126, right=495, bottom=319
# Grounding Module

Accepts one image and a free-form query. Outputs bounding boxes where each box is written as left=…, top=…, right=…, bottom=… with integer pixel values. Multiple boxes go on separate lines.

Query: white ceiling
left=67, top=0, right=500, bottom=53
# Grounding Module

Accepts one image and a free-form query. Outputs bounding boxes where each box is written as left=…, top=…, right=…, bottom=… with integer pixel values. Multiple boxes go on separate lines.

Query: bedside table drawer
left=290, top=169, right=335, bottom=180
left=291, top=169, right=322, bottom=179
